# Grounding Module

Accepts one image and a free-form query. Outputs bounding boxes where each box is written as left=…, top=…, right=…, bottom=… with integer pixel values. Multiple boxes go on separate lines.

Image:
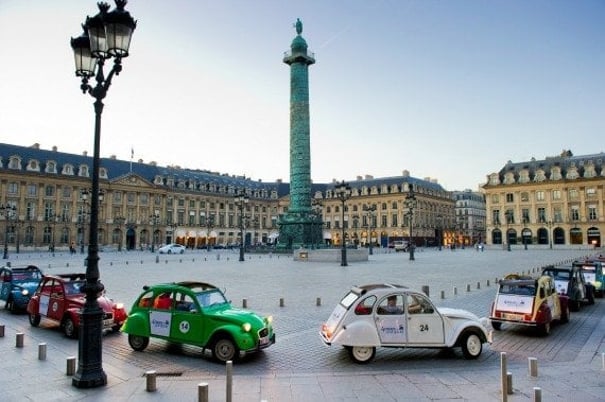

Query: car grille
left=258, top=327, right=269, bottom=338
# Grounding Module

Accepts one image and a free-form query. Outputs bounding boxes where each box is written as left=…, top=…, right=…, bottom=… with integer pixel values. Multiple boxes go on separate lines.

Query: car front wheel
left=63, top=317, right=78, bottom=339
left=460, top=332, right=482, bottom=359
left=539, top=321, right=551, bottom=336
left=561, top=305, right=570, bottom=323
left=128, top=334, right=150, bottom=351
left=349, top=346, right=376, bottom=364
left=29, top=313, right=41, bottom=327
left=213, top=338, right=237, bottom=362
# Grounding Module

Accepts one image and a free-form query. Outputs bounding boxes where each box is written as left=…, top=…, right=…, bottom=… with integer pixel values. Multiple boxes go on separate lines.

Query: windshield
left=64, top=281, right=86, bottom=295
left=195, top=289, right=228, bottom=308
left=543, top=269, right=570, bottom=280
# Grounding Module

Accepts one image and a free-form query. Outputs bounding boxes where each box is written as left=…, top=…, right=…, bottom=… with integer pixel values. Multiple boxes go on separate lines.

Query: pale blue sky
left=1, top=0, right=603, bottom=191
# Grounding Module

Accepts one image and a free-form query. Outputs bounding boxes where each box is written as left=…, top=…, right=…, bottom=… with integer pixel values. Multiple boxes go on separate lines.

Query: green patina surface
left=279, top=19, right=323, bottom=249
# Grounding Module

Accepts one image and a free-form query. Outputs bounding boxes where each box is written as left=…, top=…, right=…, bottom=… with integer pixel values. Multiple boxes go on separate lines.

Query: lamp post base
left=72, top=302, right=107, bottom=388
left=340, top=247, right=348, bottom=266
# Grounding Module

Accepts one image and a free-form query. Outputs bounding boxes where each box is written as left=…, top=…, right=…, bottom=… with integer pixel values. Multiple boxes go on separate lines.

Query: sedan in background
left=158, top=243, right=186, bottom=254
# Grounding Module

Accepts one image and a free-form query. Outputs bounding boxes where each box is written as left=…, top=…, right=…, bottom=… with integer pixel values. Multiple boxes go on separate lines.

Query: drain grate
left=142, top=371, right=183, bottom=377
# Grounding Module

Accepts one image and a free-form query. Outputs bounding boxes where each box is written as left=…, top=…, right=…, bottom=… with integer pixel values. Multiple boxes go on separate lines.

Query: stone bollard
left=506, top=371, right=513, bottom=394
left=226, top=360, right=233, bottom=402
left=146, top=370, right=157, bottom=392
left=533, top=387, right=542, bottom=402
left=66, top=356, right=76, bottom=376
left=242, top=298, right=247, bottom=308
left=602, top=352, right=605, bottom=370
left=156, top=255, right=160, bottom=263
left=421, top=285, right=430, bottom=297
left=15, top=332, right=24, bottom=348
left=316, top=297, right=321, bottom=306
left=38, top=343, right=47, bottom=360
left=528, top=357, right=538, bottom=377
left=279, top=298, right=285, bottom=307
left=466, top=284, right=471, bottom=292
left=477, top=281, right=481, bottom=290
left=453, top=286, right=457, bottom=296
left=0, top=324, right=4, bottom=337
left=440, top=290, right=445, bottom=299
left=198, top=382, right=209, bottom=402
left=487, top=279, right=490, bottom=287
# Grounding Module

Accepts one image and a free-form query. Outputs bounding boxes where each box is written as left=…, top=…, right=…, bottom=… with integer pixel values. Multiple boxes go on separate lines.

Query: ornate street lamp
left=405, top=185, right=417, bottom=261
left=205, top=214, right=214, bottom=251
left=364, top=204, right=376, bottom=255
left=70, top=0, right=136, bottom=388
left=149, top=210, right=160, bottom=252
left=505, top=210, right=512, bottom=252
left=547, top=220, right=553, bottom=249
left=1, top=204, right=17, bottom=260
left=334, top=181, right=351, bottom=266
left=234, top=192, right=249, bottom=262
left=46, top=213, right=59, bottom=256
left=114, top=216, right=125, bottom=251
left=436, top=214, right=443, bottom=251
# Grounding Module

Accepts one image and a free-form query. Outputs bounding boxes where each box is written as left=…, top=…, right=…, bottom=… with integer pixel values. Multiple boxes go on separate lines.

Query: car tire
left=460, top=332, right=482, bottom=359
left=213, top=337, right=238, bottom=363
left=561, top=305, right=570, bottom=324
left=63, top=317, right=78, bottom=339
left=29, top=313, right=41, bottom=327
left=572, top=299, right=581, bottom=312
left=349, top=346, right=376, bottom=364
left=167, top=250, right=172, bottom=254
left=587, top=288, right=595, bottom=305
left=539, top=321, right=551, bottom=336
left=491, top=321, right=502, bottom=331
left=128, top=334, right=150, bottom=351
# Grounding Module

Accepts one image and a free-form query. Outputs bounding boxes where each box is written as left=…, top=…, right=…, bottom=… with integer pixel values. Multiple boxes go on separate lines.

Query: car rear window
left=499, top=284, right=536, bottom=296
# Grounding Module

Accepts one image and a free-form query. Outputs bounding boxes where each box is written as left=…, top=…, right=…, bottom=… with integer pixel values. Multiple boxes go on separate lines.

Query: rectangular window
left=491, top=194, right=499, bottom=203
left=506, top=193, right=514, bottom=203
left=381, top=215, right=387, bottom=227
left=586, top=188, right=596, bottom=197
left=520, top=192, right=529, bottom=202
left=492, top=209, right=500, bottom=225
left=536, top=191, right=545, bottom=201
left=27, top=184, right=37, bottom=197
left=113, top=191, right=122, bottom=203
left=569, top=189, right=579, bottom=200
left=140, top=193, right=148, bottom=205
left=570, top=207, right=580, bottom=221
left=127, top=192, right=136, bottom=204
left=62, top=186, right=72, bottom=198
left=552, top=190, right=561, bottom=200
left=7, top=182, right=18, bottom=195
left=553, top=207, right=563, bottom=223
left=537, top=208, right=546, bottom=223
left=522, top=209, right=530, bottom=224
left=391, top=214, right=397, bottom=227
left=178, top=199, right=185, bottom=207
left=505, top=209, right=514, bottom=224
left=588, top=206, right=598, bottom=220
left=45, top=185, right=55, bottom=197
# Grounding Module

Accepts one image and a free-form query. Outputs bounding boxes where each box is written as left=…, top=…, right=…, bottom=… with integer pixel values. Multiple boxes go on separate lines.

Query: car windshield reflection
left=196, top=289, right=228, bottom=308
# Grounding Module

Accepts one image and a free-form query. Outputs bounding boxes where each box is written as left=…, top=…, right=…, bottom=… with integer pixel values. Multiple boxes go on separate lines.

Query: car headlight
left=115, top=303, right=124, bottom=310
left=21, top=289, right=29, bottom=296
left=265, top=315, right=273, bottom=325
left=242, top=323, right=251, bottom=332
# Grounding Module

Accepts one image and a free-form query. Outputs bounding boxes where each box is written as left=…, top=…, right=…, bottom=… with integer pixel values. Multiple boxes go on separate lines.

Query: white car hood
left=437, top=307, right=480, bottom=321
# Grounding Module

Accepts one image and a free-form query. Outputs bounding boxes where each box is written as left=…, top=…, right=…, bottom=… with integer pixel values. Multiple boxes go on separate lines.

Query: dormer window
left=45, top=161, right=57, bottom=174
left=26, top=159, right=40, bottom=172
left=79, top=165, right=89, bottom=177
left=99, top=167, right=108, bottom=179
left=62, top=164, right=74, bottom=175
left=8, top=156, right=21, bottom=170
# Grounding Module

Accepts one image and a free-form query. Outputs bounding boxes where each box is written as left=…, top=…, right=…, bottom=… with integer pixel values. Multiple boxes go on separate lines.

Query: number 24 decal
left=419, top=324, right=429, bottom=332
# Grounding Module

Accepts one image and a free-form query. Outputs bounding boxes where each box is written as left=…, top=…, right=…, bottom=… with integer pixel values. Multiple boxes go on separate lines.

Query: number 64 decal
left=419, top=324, right=429, bottom=332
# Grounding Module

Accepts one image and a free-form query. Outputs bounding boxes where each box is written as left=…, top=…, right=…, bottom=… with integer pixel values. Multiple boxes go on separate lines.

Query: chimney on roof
left=364, top=175, right=373, bottom=180
left=110, top=154, right=116, bottom=159
left=150, top=161, right=157, bottom=166
left=83, top=151, right=87, bottom=156
left=52, top=146, right=57, bottom=152
left=402, top=170, right=410, bottom=178
left=31, top=143, right=40, bottom=149
left=138, top=159, right=143, bottom=163
left=356, top=175, right=362, bottom=181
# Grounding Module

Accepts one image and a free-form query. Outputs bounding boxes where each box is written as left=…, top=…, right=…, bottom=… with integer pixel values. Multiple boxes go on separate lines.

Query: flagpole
left=130, top=147, right=133, bottom=172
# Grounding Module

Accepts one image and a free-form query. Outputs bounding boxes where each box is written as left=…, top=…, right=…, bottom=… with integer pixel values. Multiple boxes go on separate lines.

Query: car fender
left=121, top=311, right=150, bottom=336
left=26, top=296, right=40, bottom=315
left=534, top=301, right=552, bottom=324
left=331, top=320, right=380, bottom=347
left=209, top=323, right=255, bottom=350
left=445, top=322, right=488, bottom=347
left=558, top=295, right=569, bottom=311
left=64, top=308, right=82, bottom=327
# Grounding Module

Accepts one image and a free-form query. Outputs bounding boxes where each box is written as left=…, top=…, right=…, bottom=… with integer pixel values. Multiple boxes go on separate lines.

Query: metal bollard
left=66, top=356, right=76, bottom=376
left=533, top=387, right=542, bottom=402
left=506, top=372, right=513, bottom=394
left=316, top=297, right=321, bottom=306
left=226, top=360, right=233, bottom=402
left=421, top=285, right=430, bottom=297
left=528, top=357, right=538, bottom=377
left=602, top=352, right=605, bottom=370
left=466, top=284, right=471, bottom=292
left=440, top=290, right=445, bottom=299
left=0, top=324, right=4, bottom=337
left=15, top=332, right=24, bottom=348
left=279, top=298, right=284, bottom=307
left=453, top=286, right=457, bottom=296
left=500, top=352, right=508, bottom=402
left=38, top=343, right=47, bottom=360
left=198, top=382, right=209, bottom=402
left=146, top=370, right=157, bottom=392
left=242, top=298, right=247, bottom=308
left=487, top=279, right=490, bottom=287
left=477, top=281, right=481, bottom=290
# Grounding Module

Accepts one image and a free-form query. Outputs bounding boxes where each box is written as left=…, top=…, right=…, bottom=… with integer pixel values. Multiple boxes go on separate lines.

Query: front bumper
left=239, top=333, right=276, bottom=358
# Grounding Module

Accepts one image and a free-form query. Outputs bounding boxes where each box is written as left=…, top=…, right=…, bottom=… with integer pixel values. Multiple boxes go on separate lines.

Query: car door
left=0, top=268, right=9, bottom=302
left=375, top=294, right=406, bottom=344
left=46, top=279, right=66, bottom=322
left=542, top=278, right=560, bottom=319
left=404, top=293, right=445, bottom=344
left=170, top=291, right=206, bottom=346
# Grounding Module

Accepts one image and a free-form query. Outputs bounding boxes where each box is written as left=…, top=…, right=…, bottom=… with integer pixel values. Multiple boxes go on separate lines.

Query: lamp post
left=169, top=222, right=178, bottom=244
left=547, top=220, right=553, bottom=249
left=436, top=214, right=442, bottom=251
left=205, top=214, right=214, bottom=251
left=149, top=210, right=160, bottom=252
left=47, top=213, right=58, bottom=256
left=70, top=0, right=136, bottom=388
left=334, top=181, right=351, bottom=266
left=405, top=185, right=417, bottom=261
left=234, top=192, right=249, bottom=262
left=1, top=204, right=16, bottom=260
left=114, top=216, right=125, bottom=251
left=505, top=211, right=512, bottom=252
left=364, top=204, right=376, bottom=255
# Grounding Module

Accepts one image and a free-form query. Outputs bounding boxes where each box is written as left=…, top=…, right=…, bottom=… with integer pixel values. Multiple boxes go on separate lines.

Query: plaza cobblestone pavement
left=1, top=246, right=604, bottom=401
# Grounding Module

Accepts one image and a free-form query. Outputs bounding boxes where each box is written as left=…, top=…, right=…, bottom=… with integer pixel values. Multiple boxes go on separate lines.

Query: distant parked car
left=26, top=273, right=127, bottom=338
left=393, top=241, right=409, bottom=252
left=121, top=281, right=275, bottom=362
left=320, top=283, right=492, bottom=363
left=573, top=259, right=605, bottom=298
left=0, top=265, right=43, bottom=313
left=541, top=265, right=594, bottom=311
left=490, top=274, right=569, bottom=335
left=158, top=243, right=185, bottom=254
